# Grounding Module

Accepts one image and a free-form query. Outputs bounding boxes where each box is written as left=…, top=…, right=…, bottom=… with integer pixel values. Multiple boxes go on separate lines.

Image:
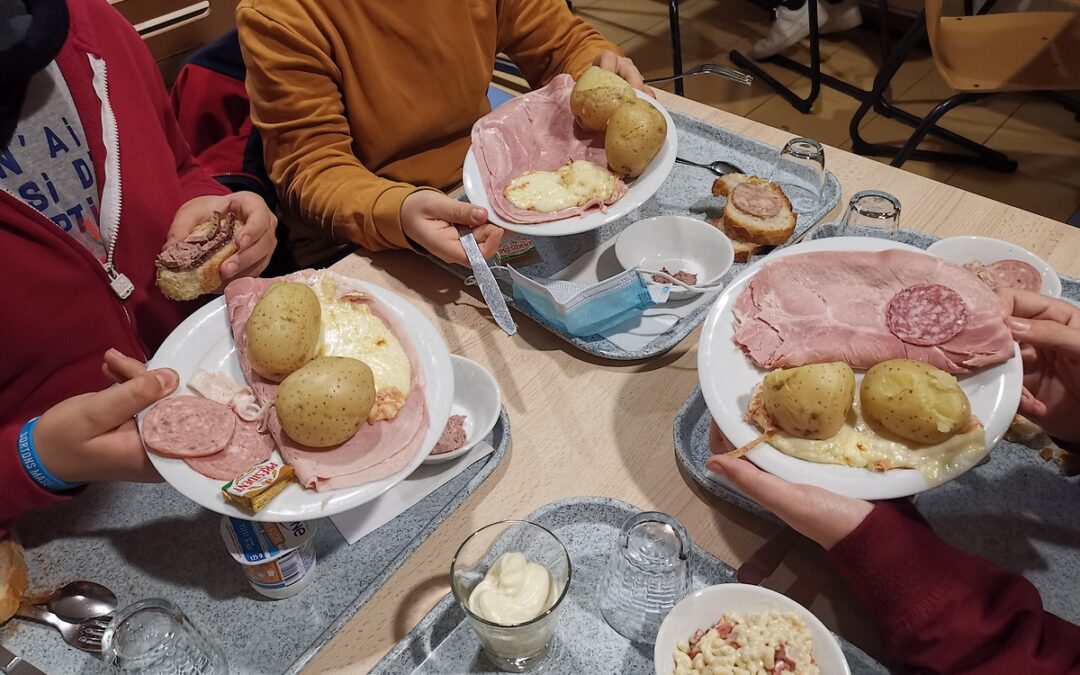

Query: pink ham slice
left=184, top=420, right=274, bottom=480
left=143, top=396, right=236, bottom=458
left=471, top=73, right=628, bottom=224
left=733, top=249, right=1015, bottom=373
left=224, top=271, right=430, bottom=491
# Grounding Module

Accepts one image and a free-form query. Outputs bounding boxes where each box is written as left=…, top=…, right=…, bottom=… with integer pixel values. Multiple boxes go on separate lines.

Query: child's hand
left=400, top=191, right=504, bottom=266
left=167, top=191, right=278, bottom=284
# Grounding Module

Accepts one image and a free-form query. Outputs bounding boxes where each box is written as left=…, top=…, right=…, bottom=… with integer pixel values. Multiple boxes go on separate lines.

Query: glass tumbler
left=840, top=189, right=902, bottom=239
left=451, top=521, right=571, bottom=672
left=598, top=512, right=691, bottom=644
left=101, top=598, right=227, bottom=674
left=769, top=137, right=826, bottom=214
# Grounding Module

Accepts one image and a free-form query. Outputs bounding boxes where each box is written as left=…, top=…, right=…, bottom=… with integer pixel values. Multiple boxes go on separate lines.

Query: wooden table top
left=303, top=90, right=1079, bottom=674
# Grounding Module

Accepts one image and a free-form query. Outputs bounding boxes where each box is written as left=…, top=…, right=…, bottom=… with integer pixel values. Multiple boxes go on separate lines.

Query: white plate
left=697, top=237, right=1023, bottom=500
left=423, top=355, right=502, bottom=464
left=614, top=215, right=735, bottom=300
left=142, top=284, right=453, bottom=522
left=462, top=90, right=677, bottom=237
left=926, top=235, right=1062, bottom=298
left=653, top=584, right=849, bottom=675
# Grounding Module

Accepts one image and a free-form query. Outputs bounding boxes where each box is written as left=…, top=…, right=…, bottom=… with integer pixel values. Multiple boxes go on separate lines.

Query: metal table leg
left=669, top=0, right=685, bottom=96
left=729, top=0, right=822, bottom=113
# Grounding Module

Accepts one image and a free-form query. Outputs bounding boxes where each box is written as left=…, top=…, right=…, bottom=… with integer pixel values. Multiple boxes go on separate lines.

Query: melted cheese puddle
left=504, top=160, right=617, bottom=213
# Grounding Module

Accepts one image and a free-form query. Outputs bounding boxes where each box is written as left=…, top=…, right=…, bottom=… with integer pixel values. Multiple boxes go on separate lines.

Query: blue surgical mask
left=499, top=266, right=671, bottom=336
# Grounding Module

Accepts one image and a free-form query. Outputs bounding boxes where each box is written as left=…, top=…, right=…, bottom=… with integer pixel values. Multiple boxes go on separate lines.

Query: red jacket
left=828, top=501, right=1080, bottom=673
left=0, top=0, right=227, bottom=535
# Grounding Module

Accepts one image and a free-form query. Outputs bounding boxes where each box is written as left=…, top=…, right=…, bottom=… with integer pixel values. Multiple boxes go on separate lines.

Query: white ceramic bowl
left=654, top=584, right=850, bottom=675
left=926, top=235, right=1061, bottom=298
left=615, top=216, right=735, bottom=300
left=424, top=355, right=502, bottom=464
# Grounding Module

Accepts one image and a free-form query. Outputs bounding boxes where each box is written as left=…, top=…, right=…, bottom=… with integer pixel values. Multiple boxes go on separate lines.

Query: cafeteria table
left=304, top=90, right=1080, bottom=673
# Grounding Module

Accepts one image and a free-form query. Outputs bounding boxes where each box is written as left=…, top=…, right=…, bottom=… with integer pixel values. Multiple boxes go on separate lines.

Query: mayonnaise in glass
left=468, top=552, right=559, bottom=625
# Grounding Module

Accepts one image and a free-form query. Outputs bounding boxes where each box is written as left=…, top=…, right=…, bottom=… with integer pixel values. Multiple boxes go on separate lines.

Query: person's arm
left=0, top=422, right=72, bottom=539
left=495, top=0, right=620, bottom=86
left=237, top=7, right=418, bottom=253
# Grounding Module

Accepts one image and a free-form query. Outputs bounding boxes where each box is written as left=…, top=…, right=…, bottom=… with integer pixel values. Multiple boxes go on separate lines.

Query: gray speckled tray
left=674, top=227, right=1080, bottom=624
left=370, top=496, right=887, bottom=674
left=443, top=111, right=841, bottom=360
left=1, top=409, right=511, bottom=675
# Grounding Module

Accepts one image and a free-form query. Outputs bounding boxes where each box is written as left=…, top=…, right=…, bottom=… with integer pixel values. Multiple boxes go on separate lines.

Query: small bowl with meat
left=424, top=355, right=502, bottom=465
left=615, top=215, right=735, bottom=300
left=927, top=235, right=1061, bottom=298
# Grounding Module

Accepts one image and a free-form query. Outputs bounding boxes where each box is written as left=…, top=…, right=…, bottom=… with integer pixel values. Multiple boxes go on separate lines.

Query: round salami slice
left=185, top=420, right=274, bottom=480
left=886, top=284, right=968, bottom=346
left=143, top=396, right=236, bottom=458
left=988, top=259, right=1042, bottom=292
left=732, top=183, right=783, bottom=218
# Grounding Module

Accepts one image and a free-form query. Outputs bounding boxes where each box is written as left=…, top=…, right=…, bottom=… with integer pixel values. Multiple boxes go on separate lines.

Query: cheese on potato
left=504, top=160, right=617, bottom=213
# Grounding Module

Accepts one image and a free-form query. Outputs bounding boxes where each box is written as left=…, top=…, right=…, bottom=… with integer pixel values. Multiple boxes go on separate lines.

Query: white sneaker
left=821, top=0, right=862, bottom=34
left=748, top=2, right=812, bottom=60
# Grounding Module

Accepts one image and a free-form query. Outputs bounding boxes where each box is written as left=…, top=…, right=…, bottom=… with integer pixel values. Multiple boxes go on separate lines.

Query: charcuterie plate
left=698, top=236, right=1023, bottom=500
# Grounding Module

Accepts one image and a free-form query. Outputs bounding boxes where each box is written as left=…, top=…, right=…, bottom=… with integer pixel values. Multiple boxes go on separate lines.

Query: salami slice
left=143, top=396, right=236, bottom=458
left=185, top=420, right=274, bottom=480
left=732, top=183, right=783, bottom=218
left=988, top=259, right=1042, bottom=292
left=886, top=284, right=968, bottom=346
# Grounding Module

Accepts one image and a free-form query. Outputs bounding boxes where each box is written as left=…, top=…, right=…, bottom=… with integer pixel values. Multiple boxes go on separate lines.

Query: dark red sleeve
left=826, top=501, right=1080, bottom=674
left=0, top=423, right=71, bottom=539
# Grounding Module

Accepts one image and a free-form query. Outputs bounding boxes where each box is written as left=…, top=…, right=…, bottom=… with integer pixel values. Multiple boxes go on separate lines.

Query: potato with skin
left=247, top=282, right=321, bottom=382
left=276, top=357, right=377, bottom=448
left=570, top=66, right=634, bottom=131
left=605, top=98, right=667, bottom=178
left=860, top=359, right=971, bottom=445
left=762, top=362, right=855, bottom=440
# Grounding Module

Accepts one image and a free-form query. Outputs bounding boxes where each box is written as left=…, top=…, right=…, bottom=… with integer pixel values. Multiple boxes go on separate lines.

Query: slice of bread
left=0, top=539, right=28, bottom=623
left=712, top=174, right=795, bottom=247
left=709, top=216, right=761, bottom=263
left=156, top=214, right=240, bottom=301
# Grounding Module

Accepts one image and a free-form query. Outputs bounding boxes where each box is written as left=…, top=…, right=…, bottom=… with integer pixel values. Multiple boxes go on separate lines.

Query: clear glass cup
left=840, top=189, right=902, bottom=239
left=598, top=512, right=691, bottom=644
left=451, top=521, right=571, bottom=672
left=769, top=137, right=826, bottom=214
left=101, top=598, right=227, bottom=674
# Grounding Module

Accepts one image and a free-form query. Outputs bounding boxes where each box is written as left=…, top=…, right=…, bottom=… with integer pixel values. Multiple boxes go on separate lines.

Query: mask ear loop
left=466, top=265, right=511, bottom=287
left=638, top=268, right=728, bottom=293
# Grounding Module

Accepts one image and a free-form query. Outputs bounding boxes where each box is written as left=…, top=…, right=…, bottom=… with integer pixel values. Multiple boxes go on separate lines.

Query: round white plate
left=697, top=236, right=1023, bottom=500
left=424, top=355, right=502, bottom=464
left=462, top=90, right=677, bottom=237
left=142, top=284, right=453, bottom=522
left=926, top=235, right=1062, bottom=298
left=654, top=584, right=849, bottom=675
left=614, top=215, right=735, bottom=300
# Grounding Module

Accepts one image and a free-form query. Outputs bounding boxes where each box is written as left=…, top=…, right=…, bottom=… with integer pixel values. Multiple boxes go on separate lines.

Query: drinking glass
left=839, top=190, right=902, bottom=239
left=769, top=137, right=826, bottom=214
left=598, top=512, right=691, bottom=644
left=451, top=521, right=571, bottom=672
left=101, top=599, right=227, bottom=674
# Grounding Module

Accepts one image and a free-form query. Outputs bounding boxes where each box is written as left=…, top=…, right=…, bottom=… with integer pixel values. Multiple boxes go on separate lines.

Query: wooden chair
left=889, top=0, right=1080, bottom=170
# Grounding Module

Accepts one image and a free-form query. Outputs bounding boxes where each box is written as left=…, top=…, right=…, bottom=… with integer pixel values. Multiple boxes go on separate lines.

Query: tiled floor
left=573, top=0, right=1080, bottom=223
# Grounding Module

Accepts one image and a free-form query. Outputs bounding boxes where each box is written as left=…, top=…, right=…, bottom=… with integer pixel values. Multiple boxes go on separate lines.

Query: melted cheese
left=504, top=160, right=617, bottom=213
left=311, top=279, right=412, bottom=422
left=755, top=396, right=985, bottom=486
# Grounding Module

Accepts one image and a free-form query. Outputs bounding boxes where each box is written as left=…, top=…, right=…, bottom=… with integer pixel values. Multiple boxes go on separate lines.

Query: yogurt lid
left=220, top=517, right=316, bottom=565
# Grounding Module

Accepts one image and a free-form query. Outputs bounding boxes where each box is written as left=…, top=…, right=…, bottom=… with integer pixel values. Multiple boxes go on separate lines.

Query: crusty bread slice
left=0, top=539, right=28, bottom=623
left=156, top=216, right=240, bottom=301
left=719, top=176, right=795, bottom=246
left=708, top=216, right=761, bottom=263
left=711, top=172, right=752, bottom=198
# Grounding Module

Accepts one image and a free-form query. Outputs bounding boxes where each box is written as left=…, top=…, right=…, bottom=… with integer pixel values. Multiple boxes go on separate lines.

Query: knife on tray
left=0, top=645, right=47, bottom=675
left=459, top=228, right=517, bottom=336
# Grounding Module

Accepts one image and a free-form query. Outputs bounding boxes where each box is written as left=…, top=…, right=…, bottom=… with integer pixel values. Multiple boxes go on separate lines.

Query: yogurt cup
left=220, top=517, right=317, bottom=600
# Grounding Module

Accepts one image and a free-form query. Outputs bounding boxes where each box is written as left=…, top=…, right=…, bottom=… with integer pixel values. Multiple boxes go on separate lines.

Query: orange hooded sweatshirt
left=237, top=0, right=617, bottom=257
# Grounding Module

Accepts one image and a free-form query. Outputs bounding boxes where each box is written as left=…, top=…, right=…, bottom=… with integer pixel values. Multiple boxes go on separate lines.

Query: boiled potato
left=605, top=98, right=667, bottom=178
left=570, top=66, right=634, bottom=131
left=276, top=357, right=376, bottom=447
left=247, top=282, right=321, bottom=382
left=860, top=359, right=971, bottom=445
left=762, top=362, right=855, bottom=440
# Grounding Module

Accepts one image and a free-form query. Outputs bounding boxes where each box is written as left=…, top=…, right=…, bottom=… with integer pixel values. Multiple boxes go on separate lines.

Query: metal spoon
left=43, top=581, right=118, bottom=623
left=675, top=156, right=745, bottom=177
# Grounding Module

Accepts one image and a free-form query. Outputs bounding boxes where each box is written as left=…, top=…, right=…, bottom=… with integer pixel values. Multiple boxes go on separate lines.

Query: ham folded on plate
left=733, top=249, right=1015, bottom=373
left=224, top=271, right=429, bottom=491
left=471, top=73, right=627, bottom=224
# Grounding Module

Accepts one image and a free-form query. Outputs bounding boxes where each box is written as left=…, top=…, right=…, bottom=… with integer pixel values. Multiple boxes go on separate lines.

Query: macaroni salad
left=672, top=610, right=819, bottom=675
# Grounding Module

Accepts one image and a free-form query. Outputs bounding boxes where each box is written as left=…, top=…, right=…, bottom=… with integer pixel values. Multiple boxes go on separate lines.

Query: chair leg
left=669, top=0, right=684, bottom=97
left=890, top=93, right=1016, bottom=172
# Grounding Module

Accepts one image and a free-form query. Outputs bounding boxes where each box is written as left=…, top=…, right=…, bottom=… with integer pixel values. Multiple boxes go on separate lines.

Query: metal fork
left=646, top=63, right=753, bottom=87
left=15, top=602, right=111, bottom=653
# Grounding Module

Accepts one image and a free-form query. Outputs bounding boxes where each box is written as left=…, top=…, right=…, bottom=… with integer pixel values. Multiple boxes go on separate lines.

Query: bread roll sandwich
left=0, top=539, right=28, bottom=623
left=156, top=211, right=241, bottom=301
left=710, top=174, right=795, bottom=261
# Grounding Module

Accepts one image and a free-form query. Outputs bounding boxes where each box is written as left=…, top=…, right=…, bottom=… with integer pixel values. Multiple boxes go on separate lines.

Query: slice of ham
left=224, top=271, right=430, bottom=491
left=733, top=249, right=1015, bottom=373
left=184, top=420, right=274, bottom=480
left=143, top=396, right=236, bottom=458
left=471, top=74, right=628, bottom=224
